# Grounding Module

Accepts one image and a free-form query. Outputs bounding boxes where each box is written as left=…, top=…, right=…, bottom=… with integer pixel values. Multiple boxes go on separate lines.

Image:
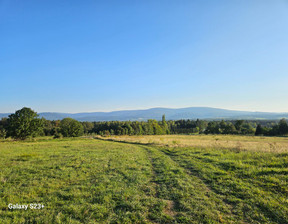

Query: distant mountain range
left=1, top=107, right=288, bottom=121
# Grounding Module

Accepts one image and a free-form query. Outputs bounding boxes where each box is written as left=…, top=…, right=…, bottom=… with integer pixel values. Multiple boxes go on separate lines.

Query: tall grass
left=100, top=134, right=288, bottom=153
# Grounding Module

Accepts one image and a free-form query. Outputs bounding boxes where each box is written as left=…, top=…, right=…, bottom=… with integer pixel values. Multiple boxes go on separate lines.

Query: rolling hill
left=1, top=107, right=288, bottom=121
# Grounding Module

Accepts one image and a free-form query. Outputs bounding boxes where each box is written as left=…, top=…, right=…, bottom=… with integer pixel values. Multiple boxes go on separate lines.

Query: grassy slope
left=0, top=137, right=287, bottom=223
left=0, top=138, right=163, bottom=223
left=159, top=146, right=288, bottom=223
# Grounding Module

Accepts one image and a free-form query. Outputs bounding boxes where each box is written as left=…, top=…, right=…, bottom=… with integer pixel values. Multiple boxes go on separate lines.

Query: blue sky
left=1, top=0, right=288, bottom=113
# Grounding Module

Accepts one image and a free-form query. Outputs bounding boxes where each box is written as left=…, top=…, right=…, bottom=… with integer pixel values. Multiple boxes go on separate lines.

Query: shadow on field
left=93, top=136, right=246, bottom=154
left=93, top=136, right=160, bottom=147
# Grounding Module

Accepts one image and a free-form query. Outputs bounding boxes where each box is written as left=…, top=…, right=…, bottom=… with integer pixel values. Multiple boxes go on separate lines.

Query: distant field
left=0, top=137, right=288, bottom=223
left=100, top=134, right=288, bottom=153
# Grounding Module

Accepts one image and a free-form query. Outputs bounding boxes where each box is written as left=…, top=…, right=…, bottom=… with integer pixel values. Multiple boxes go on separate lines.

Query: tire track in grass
left=187, top=154, right=288, bottom=224
left=141, top=145, right=236, bottom=223
left=143, top=145, right=177, bottom=222
left=92, top=138, right=177, bottom=223
left=161, top=147, right=288, bottom=224
left=95, top=138, right=237, bottom=223
left=173, top=150, right=288, bottom=196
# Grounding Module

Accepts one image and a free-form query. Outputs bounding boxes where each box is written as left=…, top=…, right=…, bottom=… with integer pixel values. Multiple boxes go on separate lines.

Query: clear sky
left=1, top=0, right=288, bottom=113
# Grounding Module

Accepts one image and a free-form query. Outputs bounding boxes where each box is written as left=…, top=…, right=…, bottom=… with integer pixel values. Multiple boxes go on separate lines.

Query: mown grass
left=0, top=137, right=288, bottom=223
left=159, top=146, right=288, bottom=223
left=0, top=138, right=165, bottom=223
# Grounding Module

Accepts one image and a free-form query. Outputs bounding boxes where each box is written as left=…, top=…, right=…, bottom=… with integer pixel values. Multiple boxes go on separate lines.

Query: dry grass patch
left=99, top=134, right=288, bottom=153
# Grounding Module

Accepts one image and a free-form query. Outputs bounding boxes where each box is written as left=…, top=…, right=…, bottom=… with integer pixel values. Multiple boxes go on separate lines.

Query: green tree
left=255, top=124, right=264, bottom=136
left=219, top=120, right=227, bottom=134
left=123, top=123, right=134, bottom=135
left=161, top=114, right=170, bottom=134
left=205, top=122, right=220, bottom=134
left=7, top=107, right=43, bottom=140
left=241, top=123, right=255, bottom=135
left=82, top=122, right=94, bottom=134
left=0, top=118, right=8, bottom=139
left=269, top=125, right=279, bottom=136
left=279, top=118, right=288, bottom=135
left=222, top=122, right=237, bottom=134
left=195, top=119, right=207, bottom=133
left=235, top=120, right=244, bottom=133
left=60, top=118, right=84, bottom=137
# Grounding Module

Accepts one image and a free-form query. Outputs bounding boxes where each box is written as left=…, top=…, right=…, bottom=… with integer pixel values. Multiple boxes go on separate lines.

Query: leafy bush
left=60, top=118, right=84, bottom=137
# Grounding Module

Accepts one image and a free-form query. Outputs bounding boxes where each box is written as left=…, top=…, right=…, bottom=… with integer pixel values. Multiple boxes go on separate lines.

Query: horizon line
left=1, top=106, right=288, bottom=114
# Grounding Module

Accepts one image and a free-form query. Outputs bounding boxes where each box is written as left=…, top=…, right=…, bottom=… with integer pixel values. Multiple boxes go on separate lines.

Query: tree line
left=0, top=107, right=288, bottom=140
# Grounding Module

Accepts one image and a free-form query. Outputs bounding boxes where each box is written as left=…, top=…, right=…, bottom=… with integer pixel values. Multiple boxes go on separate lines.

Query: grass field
left=0, top=136, right=288, bottom=223
left=100, top=134, right=288, bottom=153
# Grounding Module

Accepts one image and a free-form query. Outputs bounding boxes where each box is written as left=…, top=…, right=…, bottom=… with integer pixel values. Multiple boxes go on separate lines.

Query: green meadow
left=0, top=137, right=288, bottom=223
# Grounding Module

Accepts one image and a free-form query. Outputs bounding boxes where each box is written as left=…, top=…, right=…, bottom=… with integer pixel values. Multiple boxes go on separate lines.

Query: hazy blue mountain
left=0, top=113, right=10, bottom=119
left=1, top=107, right=288, bottom=121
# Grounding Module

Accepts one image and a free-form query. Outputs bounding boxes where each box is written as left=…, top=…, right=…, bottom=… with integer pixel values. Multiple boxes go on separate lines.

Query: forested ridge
left=0, top=108, right=288, bottom=139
